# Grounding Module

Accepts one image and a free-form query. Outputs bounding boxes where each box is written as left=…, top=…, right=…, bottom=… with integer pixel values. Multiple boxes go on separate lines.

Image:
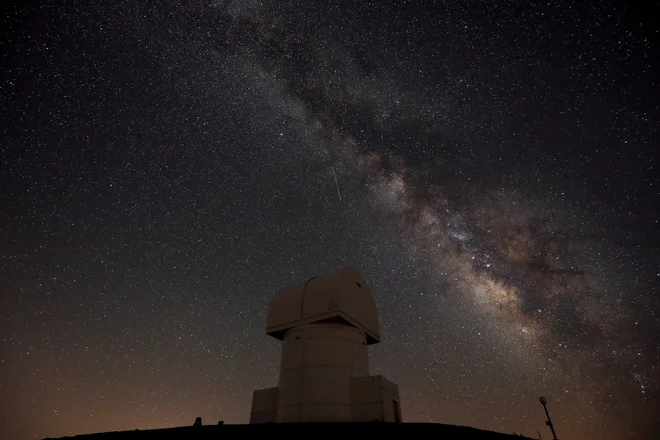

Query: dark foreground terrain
left=45, top=423, right=534, bottom=440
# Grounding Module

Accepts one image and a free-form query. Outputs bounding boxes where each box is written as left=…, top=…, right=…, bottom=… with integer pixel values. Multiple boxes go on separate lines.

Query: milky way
left=2, top=1, right=658, bottom=440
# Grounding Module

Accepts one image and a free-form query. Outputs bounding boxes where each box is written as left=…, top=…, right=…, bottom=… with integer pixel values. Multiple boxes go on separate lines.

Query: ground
left=45, top=423, right=535, bottom=440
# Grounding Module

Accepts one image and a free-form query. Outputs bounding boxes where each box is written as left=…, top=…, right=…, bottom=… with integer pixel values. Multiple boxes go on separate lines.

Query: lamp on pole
left=539, top=396, right=558, bottom=440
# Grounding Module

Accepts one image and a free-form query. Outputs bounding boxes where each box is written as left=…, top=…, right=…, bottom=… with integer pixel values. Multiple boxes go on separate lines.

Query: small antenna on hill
left=539, top=397, right=558, bottom=440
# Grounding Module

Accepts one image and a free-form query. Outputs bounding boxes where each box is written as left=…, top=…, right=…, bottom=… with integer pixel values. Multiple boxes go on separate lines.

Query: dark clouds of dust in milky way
left=2, top=1, right=658, bottom=439
left=126, top=1, right=660, bottom=434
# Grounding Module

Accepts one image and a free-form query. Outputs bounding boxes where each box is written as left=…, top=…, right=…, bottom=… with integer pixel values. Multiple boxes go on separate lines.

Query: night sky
left=2, top=1, right=659, bottom=439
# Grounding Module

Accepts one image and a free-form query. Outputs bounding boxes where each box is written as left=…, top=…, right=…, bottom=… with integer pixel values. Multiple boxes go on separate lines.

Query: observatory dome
left=265, top=267, right=380, bottom=344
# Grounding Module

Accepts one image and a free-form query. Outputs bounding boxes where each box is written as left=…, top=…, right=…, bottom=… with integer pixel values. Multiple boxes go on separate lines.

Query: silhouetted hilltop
left=45, top=422, right=535, bottom=440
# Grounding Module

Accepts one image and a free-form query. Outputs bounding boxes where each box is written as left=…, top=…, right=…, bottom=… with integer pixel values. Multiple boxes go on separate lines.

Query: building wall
left=276, top=323, right=369, bottom=422
left=251, top=375, right=402, bottom=424
left=351, top=375, right=402, bottom=423
left=249, top=387, right=278, bottom=424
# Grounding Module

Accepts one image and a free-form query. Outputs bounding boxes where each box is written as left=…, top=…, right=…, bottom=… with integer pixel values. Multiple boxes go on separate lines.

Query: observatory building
left=250, top=267, right=402, bottom=423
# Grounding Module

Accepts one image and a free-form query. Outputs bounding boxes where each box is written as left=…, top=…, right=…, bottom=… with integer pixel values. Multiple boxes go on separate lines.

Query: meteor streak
left=331, top=166, right=342, bottom=201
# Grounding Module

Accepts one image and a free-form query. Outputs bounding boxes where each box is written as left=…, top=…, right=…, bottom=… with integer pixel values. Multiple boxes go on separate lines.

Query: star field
left=1, top=1, right=658, bottom=439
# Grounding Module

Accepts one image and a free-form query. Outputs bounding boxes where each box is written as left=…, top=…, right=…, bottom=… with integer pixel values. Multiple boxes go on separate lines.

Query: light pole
left=539, top=396, right=558, bottom=440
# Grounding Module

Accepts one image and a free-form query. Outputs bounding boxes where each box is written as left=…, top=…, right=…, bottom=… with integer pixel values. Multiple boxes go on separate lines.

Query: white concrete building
left=250, top=267, right=402, bottom=423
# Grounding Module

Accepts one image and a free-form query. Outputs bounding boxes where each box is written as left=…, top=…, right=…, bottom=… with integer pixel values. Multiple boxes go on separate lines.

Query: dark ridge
left=44, top=423, right=535, bottom=440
